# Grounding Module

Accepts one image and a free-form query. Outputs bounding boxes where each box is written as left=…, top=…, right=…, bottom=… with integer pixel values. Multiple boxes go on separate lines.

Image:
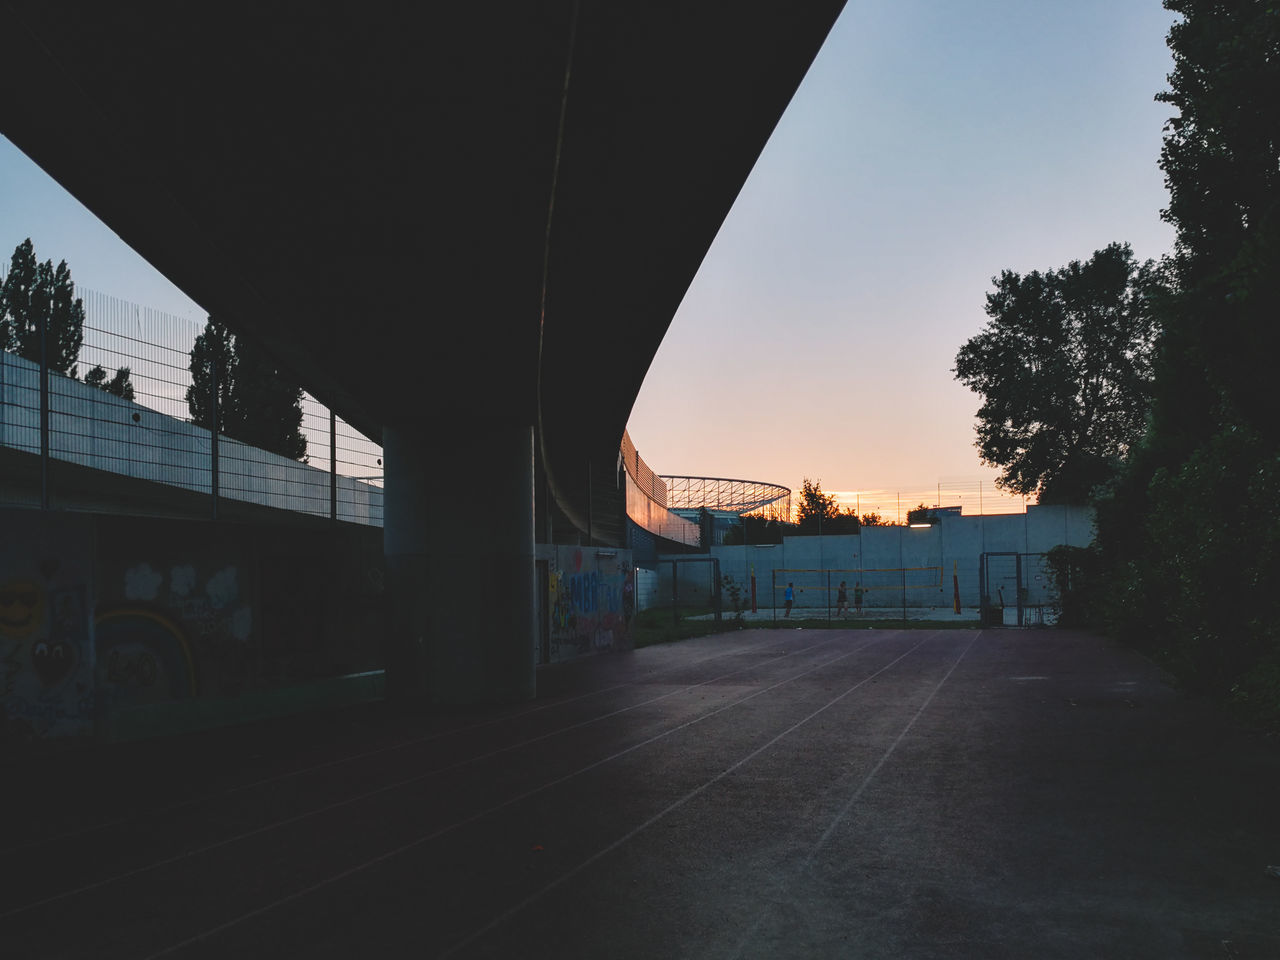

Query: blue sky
left=0, top=1, right=1180, bottom=518
left=626, top=0, right=1179, bottom=515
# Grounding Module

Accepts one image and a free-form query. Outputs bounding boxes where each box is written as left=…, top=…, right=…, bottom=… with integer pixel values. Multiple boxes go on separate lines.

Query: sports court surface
left=5, top=628, right=1278, bottom=958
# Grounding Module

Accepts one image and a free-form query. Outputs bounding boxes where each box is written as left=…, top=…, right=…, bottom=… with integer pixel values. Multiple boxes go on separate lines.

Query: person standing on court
left=836, top=581, right=849, bottom=618
left=784, top=582, right=795, bottom=618
left=854, top=582, right=864, bottom=616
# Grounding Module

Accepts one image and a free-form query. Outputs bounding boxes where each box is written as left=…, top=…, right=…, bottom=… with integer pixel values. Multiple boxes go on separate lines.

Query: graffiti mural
left=94, top=608, right=197, bottom=710
left=97, top=557, right=257, bottom=702
left=539, top=546, right=634, bottom=662
left=0, top=512, right=95, bottom=741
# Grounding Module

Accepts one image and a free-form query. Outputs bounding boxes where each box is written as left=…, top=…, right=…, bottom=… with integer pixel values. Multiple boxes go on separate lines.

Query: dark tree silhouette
left=1091, top=0, right=1280, bottom=724
left=1, top=239, right=84, bottom=375
left=794, top=479, right=860, bottom=535
left=84, top=364, right=135, bottom=400
left=954, top=243, right=1163, bottom=503
left=2, top=238, right=135, bottom=395
left=186, top=317, right=307, bottom=461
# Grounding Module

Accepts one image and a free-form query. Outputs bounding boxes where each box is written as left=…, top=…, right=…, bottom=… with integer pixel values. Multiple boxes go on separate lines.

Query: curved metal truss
left=659, top=475, right=792, bottom=522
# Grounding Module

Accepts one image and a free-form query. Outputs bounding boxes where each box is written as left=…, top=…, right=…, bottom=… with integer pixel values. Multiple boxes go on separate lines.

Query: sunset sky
left=626, top=0, right=1179, bottom=517
left=0, top=1, right=1180, bottom=520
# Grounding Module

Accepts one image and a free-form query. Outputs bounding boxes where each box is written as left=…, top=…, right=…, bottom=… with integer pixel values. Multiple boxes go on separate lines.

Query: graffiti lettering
left=570, top=572, right=598, bottom=613
left=5, top=692, right=93, bottom=729
left=106, top=648, right=158, bottom=687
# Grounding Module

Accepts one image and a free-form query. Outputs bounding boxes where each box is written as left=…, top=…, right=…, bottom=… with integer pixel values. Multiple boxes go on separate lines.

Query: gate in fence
left=979, top=552, right=1053, bottom=627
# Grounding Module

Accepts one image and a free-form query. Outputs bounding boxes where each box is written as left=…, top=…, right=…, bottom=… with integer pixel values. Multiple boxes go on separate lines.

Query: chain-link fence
left=0, top=284, right=383, bottom=524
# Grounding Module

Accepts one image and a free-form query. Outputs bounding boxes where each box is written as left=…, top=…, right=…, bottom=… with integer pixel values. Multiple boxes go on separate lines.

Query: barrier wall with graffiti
left=540, top=545, right=634, bottom=662
left=94, top=519, right=258, bottom=713
left=0, top=511, right=96, bottom=740
left=1, top=507, right=386, bottom=742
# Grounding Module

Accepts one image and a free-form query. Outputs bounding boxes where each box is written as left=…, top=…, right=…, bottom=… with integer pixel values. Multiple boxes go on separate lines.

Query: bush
left=1044, top=544, right=1105, bottom=629
left=1105, top=423, right=1280, bottom=728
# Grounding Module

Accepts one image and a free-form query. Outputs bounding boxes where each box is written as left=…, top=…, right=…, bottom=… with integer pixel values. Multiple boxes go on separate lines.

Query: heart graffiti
left=31, top=639, right=76, bottom=687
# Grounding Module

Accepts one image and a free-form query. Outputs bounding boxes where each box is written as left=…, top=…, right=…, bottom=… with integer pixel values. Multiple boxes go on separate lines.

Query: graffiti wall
left=0, top=507, right=386, bottom=742
left=539, top=545, right=634, bottom=663
left=94, top=515, right=386, bottom=712
left=94, top=517, right=261, bottom=713
left=0, top=511, right=95, bottom=740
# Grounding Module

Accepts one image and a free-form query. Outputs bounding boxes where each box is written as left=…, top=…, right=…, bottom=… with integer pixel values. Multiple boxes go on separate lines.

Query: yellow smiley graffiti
left=0, top=580, right=46, bottom=638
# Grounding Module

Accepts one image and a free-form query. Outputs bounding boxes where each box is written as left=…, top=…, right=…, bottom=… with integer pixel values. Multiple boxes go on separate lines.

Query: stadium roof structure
left=660, top=475, right=792, bottom=521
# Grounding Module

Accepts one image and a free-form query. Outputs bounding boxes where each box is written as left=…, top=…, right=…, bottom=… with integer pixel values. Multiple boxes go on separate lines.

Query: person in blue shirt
left=784, top=582, right=795, bottom=618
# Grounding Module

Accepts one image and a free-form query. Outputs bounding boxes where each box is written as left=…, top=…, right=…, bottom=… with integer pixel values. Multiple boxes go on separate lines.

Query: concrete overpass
left=0, top=2, right=846, bottom=705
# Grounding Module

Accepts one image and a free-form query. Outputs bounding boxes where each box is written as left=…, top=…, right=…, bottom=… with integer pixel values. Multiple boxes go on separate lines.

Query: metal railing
left=619, top=430, right=699, bottom=546
left=0, top=283, right=384, bottom=524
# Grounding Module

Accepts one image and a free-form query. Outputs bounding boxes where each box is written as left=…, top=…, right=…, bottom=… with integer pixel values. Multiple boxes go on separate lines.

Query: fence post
left=39, top=305, right=49, bottom=510
left=210, top=352, right=219, bottom=520
left=671, top=559, right=678, bottom=627
left=713, top=557, right=721, bottom=623
left=899, top=525, right=906, bottom=626
left=329, top=408, right=337, bottom=522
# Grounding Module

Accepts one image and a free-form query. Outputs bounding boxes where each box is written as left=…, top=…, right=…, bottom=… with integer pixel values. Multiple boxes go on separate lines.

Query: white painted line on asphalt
left=1, top=631, right=850, bottom=922
left=435, top=633, right=938, bottom=959
left=1, top=630, right=800, bottom=858
left=730, top=630, right=981, bottom=959
left=136, top=632, right=910, bottom=960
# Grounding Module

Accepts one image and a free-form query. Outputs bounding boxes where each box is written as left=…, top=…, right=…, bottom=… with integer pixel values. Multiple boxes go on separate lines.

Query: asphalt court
left=4, top=627, right=1278, bottom=958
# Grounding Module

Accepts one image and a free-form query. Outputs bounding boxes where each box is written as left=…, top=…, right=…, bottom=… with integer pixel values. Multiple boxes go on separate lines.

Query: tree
left=795, top=477, right=838, bottom=532
left=0, top=238, right=83, bottom=375
left=906, top=503, right=934, bottom=525
left=186, top=317, right=307, bottom=461
left=1153, top=0, right=1280, bottom=445
left=794, top=479, right=862, bottom=535
left=84, top=364, right=135, bottom=400
left=1093, top=0, right=1280, bottom=727
left=860, top=512, right=885, bottom=527
left=953, top=243, right=1163, bottom=503
left=1, top=238, right=134, bottom=394
left=722, top=515, right=784, bottom=545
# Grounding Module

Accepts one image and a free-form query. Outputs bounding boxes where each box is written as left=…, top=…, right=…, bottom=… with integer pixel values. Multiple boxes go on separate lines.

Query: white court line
left=1, top=630, right=856, bottom=921
left=435, top=632, right=939, bottom=959
left=138, top=632, right=911, bottom=959
left=1, top=629, right=801, bottom=857
left=729, top=630, right=981, bottom=959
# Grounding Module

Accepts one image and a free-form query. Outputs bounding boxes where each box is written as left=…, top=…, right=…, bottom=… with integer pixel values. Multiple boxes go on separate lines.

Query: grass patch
left=632, top=609, right=979, bottom=647
left=757, top=617, right=979, bottom=631
left=632, top=608, right=747, bottom=648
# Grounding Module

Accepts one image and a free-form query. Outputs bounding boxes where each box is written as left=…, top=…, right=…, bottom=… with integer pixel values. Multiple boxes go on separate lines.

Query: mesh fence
left=770, top=566, right=943, bottom=616
left=0, top=283, right=384, bottom=524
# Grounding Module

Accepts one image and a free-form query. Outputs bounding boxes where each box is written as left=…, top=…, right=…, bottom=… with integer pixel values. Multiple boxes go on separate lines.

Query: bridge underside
left=0, top=2, right=845, bottom=702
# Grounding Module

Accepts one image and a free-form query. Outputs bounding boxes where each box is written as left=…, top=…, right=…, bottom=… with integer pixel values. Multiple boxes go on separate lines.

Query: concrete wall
left=661, top=504, right=1095, bottom=612
left=0, top=350, right=382, bottom=524
left=1, top=506, right=386, bottom=743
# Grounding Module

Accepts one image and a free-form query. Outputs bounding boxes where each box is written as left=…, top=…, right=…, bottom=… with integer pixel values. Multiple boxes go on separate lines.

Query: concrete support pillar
left=383, top=422, right=536, bottom=705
